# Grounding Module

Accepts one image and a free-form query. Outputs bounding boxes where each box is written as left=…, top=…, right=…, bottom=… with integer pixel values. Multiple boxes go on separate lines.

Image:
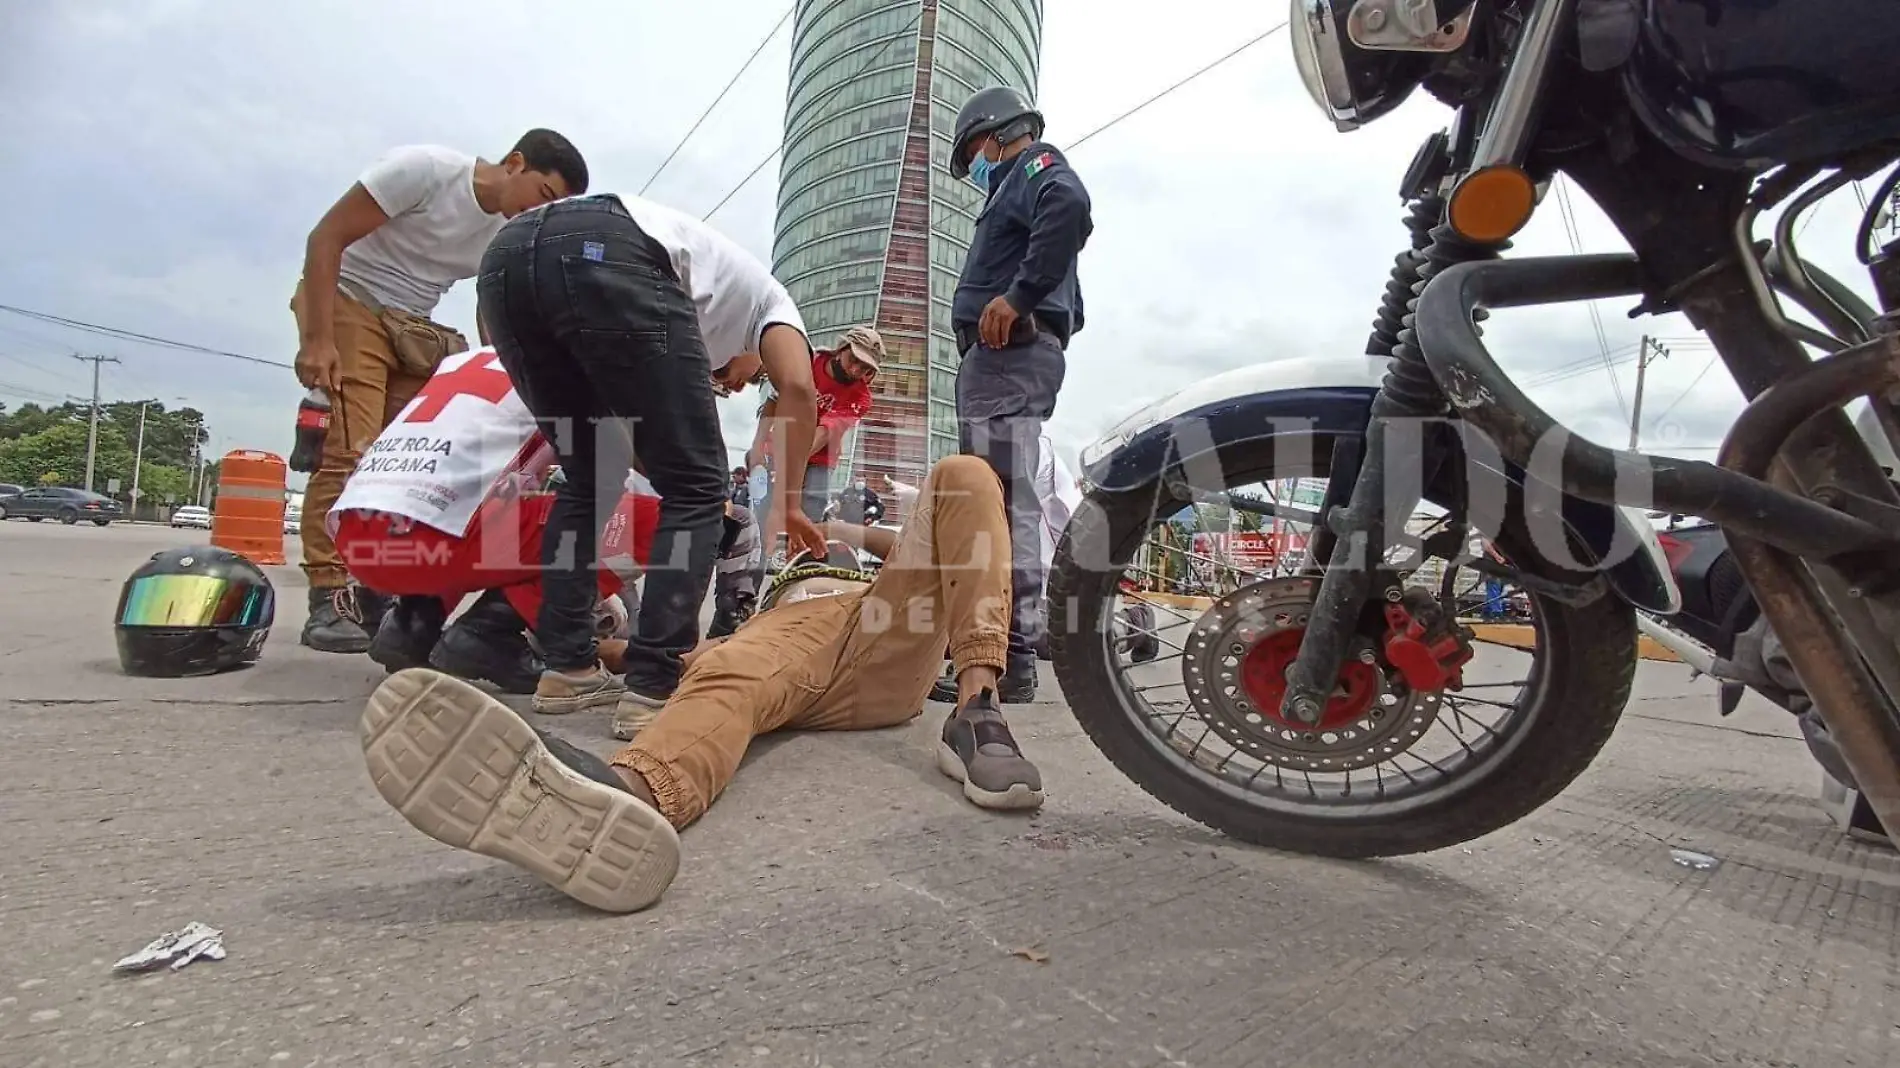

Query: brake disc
left=1179, top=576, right=1440, bottom=772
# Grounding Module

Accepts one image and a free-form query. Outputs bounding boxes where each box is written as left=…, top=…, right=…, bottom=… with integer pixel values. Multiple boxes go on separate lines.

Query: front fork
left=1283, top=206, right=1502, bottom=724
left=1282, top=400, right=1429, bottom=723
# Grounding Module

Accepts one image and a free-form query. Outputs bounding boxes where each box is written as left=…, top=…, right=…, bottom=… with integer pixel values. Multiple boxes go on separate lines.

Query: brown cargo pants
left=289, top=283, right=432, bottom=589
left=610, top=455, right=1012, bottom=829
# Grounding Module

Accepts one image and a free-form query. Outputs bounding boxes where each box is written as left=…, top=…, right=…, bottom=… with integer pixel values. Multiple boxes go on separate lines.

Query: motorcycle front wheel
left=1048, top=432, right=1638, bottom=858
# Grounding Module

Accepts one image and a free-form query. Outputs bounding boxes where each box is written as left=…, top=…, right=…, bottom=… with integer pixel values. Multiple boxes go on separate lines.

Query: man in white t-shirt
left=476, top=192, right=828, bottom=723
left=292, top=130, right=590, bottom=655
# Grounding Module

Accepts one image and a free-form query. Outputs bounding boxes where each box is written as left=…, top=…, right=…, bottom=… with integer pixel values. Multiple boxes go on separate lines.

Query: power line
left=0, top=350, right=81, bottom=385
left=703, top=4, right=927, bottom=222
left=1519, top=335, right=1713, bottom=391
left=1647, top=353, right=1723, bottom=427
left=1522, top=341, right=1642, bottom=389
left=1069, top=23, right=1288, bottom=151
left=0, top=378, right=72, bottom=404
left=1552, top=177, right=1629, bottom=423
left=703, top=17, right=1285, bottom=222
left=0, top=318, right=81, bottom=359
left=0, top=304, right=291, bottom=370
left=641, top=5, right=795, bottom=196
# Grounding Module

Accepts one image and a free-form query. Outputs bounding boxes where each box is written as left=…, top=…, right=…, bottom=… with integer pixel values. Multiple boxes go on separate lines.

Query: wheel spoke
left=1075, top=469, right=1578, bottom=826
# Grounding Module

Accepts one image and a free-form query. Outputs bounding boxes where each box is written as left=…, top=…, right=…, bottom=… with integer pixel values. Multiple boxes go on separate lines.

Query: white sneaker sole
left=360, top=668, right=680, bottom=913
left=935, top=741, right=1046, bottom=811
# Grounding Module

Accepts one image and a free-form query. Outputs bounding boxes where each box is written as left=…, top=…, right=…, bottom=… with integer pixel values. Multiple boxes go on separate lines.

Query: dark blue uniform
left=951, top=141, right=1093, bottom=681
left=951, top=142, right=1092, bottom=339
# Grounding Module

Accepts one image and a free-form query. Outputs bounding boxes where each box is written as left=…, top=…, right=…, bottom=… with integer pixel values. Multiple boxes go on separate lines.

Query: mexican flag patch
left=1024, top=151, right=1056, bottom=178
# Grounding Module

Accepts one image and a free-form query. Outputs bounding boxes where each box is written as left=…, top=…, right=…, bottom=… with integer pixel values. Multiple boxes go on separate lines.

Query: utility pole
left=72, top=354, right=121, bottom=492
left=188, top=415, right=204, bottom=505
left=1627, top=335, right=1669, bottom=449
left=129, top=401, right=150, bottom=513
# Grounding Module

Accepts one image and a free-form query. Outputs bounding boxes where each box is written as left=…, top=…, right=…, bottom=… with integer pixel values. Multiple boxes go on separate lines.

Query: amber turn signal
left=1447, top=165, right=1538, bottom=244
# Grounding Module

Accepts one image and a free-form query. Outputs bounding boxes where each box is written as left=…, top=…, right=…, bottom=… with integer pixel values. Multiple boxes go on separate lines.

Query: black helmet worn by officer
left=115, top=546, right=276, bottom=677
left=949, top=86, right=1045, bottom=179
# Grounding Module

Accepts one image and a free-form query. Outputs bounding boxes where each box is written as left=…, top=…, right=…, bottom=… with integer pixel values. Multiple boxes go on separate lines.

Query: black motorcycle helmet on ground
left=115, top=545, right=276, bottom=677
left=949, top=86, right=1045, bottom=179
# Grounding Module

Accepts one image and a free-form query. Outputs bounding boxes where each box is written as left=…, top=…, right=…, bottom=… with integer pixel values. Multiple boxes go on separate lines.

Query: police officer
left=948, top=86, right=1093, bottom=702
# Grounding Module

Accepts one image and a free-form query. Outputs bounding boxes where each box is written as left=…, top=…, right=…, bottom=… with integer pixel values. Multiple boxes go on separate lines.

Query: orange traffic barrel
left=210, top=450, right=288, bottom=566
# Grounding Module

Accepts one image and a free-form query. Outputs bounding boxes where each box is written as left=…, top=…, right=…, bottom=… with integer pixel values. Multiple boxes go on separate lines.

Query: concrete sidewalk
left=1, top=520, right=1894, bottom=1067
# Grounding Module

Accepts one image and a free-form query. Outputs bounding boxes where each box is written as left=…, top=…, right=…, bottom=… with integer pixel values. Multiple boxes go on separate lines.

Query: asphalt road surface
left=1, top=520, right=1895, bottom=1067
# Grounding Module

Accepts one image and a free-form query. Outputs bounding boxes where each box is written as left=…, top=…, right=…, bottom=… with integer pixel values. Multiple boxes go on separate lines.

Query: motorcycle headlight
left=1289, top=0, right=1428, bottom=131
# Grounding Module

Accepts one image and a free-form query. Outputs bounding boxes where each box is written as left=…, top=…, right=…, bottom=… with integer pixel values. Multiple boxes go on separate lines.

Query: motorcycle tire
left=1047, top=432, right=1638, bottom=859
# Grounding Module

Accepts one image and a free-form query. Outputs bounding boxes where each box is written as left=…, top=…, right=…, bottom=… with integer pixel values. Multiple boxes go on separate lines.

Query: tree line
left=0, top=399, right=212, bottom=504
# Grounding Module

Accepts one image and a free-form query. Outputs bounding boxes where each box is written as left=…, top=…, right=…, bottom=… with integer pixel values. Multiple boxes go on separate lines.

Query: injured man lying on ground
left=358, top=454, right=1040, bottom=914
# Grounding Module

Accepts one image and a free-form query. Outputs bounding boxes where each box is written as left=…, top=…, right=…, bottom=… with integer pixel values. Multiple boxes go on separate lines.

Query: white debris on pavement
left=1669, top=848, right=1721, bottom=872
left=113, top=922, right=226, bottom=972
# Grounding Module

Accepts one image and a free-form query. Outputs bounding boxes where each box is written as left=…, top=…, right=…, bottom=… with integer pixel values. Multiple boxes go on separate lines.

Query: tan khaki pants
left=611, top=455, right=1012, bottom=829
left=290, top=283, right=432, bottom=588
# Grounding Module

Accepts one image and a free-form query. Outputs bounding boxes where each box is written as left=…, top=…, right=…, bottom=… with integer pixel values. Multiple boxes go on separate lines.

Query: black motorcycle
left=1050, top=0, right=1900, bottom=856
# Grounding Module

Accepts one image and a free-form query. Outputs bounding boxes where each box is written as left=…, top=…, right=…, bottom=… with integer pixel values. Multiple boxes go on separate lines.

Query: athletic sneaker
left=936, top=689, right=1045, bottom=810
left=531, top=665, right=625, bottom=716
left=359, top=669, right=680, bottom=914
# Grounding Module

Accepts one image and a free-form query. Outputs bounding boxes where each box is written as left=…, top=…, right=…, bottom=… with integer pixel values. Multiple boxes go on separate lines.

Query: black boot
left=999, top=654, right=1038, bottom=703
left=355, top=586, right=392, bottom=634
left=301, top=586, right=372, bottom=654
left=998, top=676, right=1037, bottom=703
left=368, top=595, right=447, bottom=674
left=427, top=590, right=545, bottom=694
left=929, top=660, right=1038, bottom=704
left=706, top=590, right=755, bottom=639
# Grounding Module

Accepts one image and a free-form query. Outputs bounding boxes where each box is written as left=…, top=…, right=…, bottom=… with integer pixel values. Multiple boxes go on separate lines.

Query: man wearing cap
left=745, top=325, right=885, bottom=523
left=946, top=86, right=1094, bottom=702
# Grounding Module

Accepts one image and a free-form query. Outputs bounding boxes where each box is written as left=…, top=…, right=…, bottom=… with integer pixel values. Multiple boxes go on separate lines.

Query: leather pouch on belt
left=380, top=311, right=467, bottom=376
left=340, top=279, right=468, bottom=376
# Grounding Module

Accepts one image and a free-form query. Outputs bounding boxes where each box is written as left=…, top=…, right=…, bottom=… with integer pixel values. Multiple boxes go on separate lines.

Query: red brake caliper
left=1240, top=629, right=1381, bottom=731
left=1381, top=587, right=1476, bottom=692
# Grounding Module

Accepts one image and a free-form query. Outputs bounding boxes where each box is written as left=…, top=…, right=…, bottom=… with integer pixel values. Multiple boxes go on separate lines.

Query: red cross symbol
left=402, top=352, right=516, bottom=424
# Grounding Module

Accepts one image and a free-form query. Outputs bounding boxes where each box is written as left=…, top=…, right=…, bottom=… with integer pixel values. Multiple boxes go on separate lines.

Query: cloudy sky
left=0, top=0, right=1885, bottom=487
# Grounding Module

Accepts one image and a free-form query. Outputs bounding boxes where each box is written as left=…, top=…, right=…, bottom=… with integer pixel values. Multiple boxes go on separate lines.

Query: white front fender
left=1076, top=355, right=1681, bottom=615
left=1084, top=357, right=1386, bottom=468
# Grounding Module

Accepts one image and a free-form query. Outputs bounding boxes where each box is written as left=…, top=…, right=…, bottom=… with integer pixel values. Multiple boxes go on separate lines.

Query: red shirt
left=809, top=349, right=872, bottom=467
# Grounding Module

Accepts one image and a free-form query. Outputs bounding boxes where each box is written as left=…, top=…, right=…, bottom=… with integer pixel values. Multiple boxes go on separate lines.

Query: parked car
left=0, top=486, right=124, bottom=525
left=171, top=505, right=213, bottom=530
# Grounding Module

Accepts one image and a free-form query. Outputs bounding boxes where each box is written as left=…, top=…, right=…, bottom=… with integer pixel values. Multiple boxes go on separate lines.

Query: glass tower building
left=771, top=0, right=1043, bottom=498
